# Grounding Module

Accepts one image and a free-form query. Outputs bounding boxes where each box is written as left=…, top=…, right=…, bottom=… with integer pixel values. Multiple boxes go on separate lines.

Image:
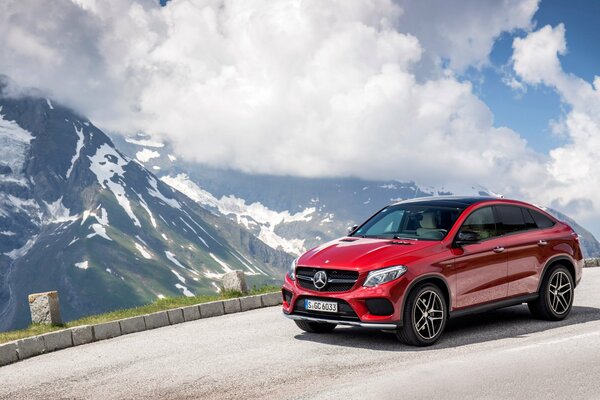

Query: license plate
left=305, top=299, right=338, bottom=313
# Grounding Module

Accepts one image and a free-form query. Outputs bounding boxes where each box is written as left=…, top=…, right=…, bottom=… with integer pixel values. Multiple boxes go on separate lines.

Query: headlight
left=363, top=265, right=407, bottom=287
left=287, top=257, right=298, bottom=281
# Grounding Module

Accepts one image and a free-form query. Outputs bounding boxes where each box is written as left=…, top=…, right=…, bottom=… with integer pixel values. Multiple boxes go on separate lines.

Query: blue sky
left=476, top=0, right=600, bottom=154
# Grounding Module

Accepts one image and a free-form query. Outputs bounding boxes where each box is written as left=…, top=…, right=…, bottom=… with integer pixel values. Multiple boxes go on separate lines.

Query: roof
left=390, top=195, right=500, bottom=208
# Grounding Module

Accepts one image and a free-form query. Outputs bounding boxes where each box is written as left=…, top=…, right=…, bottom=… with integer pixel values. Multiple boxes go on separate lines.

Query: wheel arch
left=538, top=255, right=576, bottom=292
left=400, top=274, right=452, bottom=317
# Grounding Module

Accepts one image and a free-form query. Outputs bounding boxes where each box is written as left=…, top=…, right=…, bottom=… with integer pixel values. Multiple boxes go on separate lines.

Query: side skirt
left=449, top=294, right=539, bottom=319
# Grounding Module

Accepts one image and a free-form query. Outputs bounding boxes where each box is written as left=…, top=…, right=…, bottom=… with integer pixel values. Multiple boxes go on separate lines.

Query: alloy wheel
left=413, top=290, right=445, bottom=340
left=548, top=270, right=573, bottom=315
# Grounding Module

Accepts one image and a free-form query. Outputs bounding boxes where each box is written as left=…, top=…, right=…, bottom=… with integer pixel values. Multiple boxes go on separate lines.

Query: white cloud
left=396, top=0, right=539, bottom=72
left=6, top=0, right=590, bottom=222
left=511, top=24, right=600, bottom=228
left=513, top=24, right=567, bottom=86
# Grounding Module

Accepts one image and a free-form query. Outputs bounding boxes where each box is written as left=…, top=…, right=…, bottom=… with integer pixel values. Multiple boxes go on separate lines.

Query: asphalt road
left=2, top=269, right=600, bottom=400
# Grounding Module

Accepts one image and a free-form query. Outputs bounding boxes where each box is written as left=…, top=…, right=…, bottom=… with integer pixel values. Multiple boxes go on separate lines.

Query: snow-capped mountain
left=0, top=84, right=291, bottom=331
left=114, top=133, right=600, bottom=260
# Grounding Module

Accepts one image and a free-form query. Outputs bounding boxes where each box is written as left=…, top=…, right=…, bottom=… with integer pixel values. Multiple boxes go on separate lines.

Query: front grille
left=296, top=267, right=359, bottom=292
left=293, top=296, right=359, bottom=321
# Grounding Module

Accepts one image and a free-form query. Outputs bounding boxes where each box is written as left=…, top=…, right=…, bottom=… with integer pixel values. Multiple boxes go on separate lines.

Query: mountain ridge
left=112, top=132, right=600, bottom=259
left=0, top=89, right=291, bottom=331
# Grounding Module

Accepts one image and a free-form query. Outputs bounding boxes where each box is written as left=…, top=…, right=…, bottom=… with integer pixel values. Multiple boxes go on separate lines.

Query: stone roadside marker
left=28, top=291, right=63, bottom=325
left=223, top=298, right=241, bottom=314
left=222, top=270, right=248, bottom=293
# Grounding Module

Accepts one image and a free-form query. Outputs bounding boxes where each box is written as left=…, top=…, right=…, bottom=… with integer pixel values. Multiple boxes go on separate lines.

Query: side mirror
left=348, top=224, right=358, bottom=234
left=455, top=231, right=480, bottom=246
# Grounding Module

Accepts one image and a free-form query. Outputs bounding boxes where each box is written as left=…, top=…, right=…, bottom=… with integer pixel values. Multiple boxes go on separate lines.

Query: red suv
left=282, top=197, right=583, bottom=346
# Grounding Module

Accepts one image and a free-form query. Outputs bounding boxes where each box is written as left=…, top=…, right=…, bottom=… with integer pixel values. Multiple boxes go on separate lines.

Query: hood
left=299, top=237, right=440, bottom=271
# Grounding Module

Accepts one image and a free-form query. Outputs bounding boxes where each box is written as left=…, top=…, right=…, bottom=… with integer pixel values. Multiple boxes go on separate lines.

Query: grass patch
left=0, top=285, right=280, bottom=344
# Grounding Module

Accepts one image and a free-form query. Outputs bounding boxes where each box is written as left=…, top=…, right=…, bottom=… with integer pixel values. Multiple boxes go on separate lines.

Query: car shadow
left=292, top=305, right=600, bottom=351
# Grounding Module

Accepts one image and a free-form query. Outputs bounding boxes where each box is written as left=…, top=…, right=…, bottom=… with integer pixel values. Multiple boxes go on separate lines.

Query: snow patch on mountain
left=135, top=193, right=157, bottom=228
left=88, top=143, right=141, bottom=227
left=136, top=148, right=160, bottom=163
left=0, top=112, right=34, bottom=179
left=43, top=197, right=77, bottom=224
left=135, top=242, right=152, bottom=259
left=125, top=138, right=165, bottom=148
left=162, top=174, right=313, bottom=255
left=75, top=260, right=89, bottom=270
left=66, top=125, right=84, bottom=178
left=178, top=217, right=209, bottom=248
left=175, top=283, right=194, bottom=297
left=148, top=175, right=181, bottom=210
left=209, top=253, right=233, bottom=273
left=4, top=235, right=38, bottom=260
left=171, top=269, right=186, bottom=284
left=165, top=250, right=186, bottom=269
left=203, top=270, right=223, bottom=279
left=6, top=195, right=38, bottom=215
left=87, top=224, right=112, bottom=241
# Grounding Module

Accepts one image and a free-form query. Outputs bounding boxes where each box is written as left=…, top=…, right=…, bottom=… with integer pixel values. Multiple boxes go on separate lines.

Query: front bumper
left=284, top=312, right=399, bottom=329
left=282, top=271, right=409, bottom=327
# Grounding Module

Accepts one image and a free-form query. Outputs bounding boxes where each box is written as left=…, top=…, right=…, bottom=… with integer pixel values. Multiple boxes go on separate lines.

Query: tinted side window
left=496, top=205, right=527, bottom=235
left=522, top=208, right=537, bottom=230
left=530, top=209, right=556, bottom=229
left=460, top=207, right=499, bottom=240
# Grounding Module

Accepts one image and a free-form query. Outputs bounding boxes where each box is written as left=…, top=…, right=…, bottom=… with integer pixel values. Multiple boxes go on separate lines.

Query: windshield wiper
left=393, top=235, right=418, bottom=241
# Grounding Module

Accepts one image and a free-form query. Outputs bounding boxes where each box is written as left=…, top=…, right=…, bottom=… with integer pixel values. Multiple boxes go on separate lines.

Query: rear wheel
left=396, top=283, right=447, bottom=346
left=528, top=264, right=574, bottom=320
left=294, top=320, right=337, bottom=333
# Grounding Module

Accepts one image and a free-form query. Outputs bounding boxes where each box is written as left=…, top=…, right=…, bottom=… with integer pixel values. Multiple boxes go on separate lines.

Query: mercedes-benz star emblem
left=313, top=270, right=328, bottom=290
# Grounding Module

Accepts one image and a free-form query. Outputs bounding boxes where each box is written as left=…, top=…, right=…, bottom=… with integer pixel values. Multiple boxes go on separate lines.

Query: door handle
left=493, top=246, right=505, bottom=253
left=537, top=240, right=548, bottom=246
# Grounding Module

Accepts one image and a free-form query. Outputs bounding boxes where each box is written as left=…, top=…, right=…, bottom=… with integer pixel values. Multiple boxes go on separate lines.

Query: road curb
left=0, top=291, right=282, bottom=368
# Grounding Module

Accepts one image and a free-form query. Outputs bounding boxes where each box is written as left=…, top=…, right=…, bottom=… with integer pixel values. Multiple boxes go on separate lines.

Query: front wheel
left=294, top=320, right=337, bottom=333
left=528, top=265, right=574, bottom=321
left=396, top=283, right=447, bottom=346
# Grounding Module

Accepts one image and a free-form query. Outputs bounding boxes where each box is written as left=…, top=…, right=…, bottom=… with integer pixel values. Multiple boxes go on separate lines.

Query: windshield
left=351, top=204, right=466, bottom=241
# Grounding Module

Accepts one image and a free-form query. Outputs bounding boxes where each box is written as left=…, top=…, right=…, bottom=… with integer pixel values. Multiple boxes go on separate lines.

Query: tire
left=528, top=264, right=574, bottom=321
left=294, top=320, right=337, bottom=333
left=396, top=283, right=447, bottom=346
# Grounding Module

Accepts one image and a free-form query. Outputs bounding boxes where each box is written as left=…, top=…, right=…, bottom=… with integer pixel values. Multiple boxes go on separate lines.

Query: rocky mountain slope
left=0, top=86, right=291, bottom=331
left=112, top=133, right=600, bottom=260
